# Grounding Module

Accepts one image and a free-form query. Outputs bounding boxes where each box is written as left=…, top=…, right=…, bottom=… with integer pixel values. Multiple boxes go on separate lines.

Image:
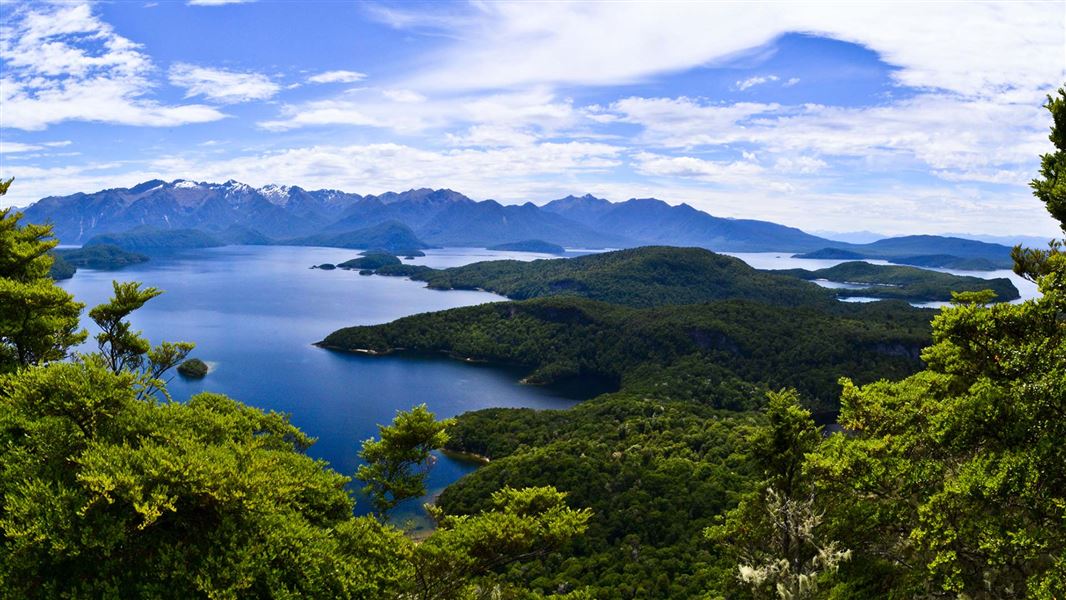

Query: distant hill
left=542, top=195, right=831, bottom=252
left=85, top=227, right=223, bottom=250
left=377, top=246, right=834, bottom=308
left=286, top=221, right=429, bottom=252
left=795, top=235, right=1015, bottom=270
left=487, top=240, right=567, bottom=254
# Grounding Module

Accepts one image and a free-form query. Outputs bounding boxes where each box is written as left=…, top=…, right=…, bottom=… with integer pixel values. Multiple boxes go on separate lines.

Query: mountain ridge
left=20, top=180, right=1015, bottom=264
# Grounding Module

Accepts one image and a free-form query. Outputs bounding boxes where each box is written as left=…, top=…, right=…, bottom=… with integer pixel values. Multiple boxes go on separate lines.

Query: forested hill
left=376, top=246, right=836, bottom=308
left=320, top=296, right=931, bottom=412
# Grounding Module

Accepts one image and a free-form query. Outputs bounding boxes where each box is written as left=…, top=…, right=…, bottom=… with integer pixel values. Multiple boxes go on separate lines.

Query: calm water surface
left=57, top=245, right=596, bottom=526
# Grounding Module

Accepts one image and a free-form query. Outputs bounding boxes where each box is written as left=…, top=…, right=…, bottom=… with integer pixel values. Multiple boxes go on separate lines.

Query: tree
left=88, top=280, right=194, bottom=400
left=1013, top=87, right=1066, bottom=281
left=357, top=404, right=454, bottom=518
left=0, top=179, right=85, bottom=373
left=708, top=390, right=849, bottom=600
left=810, top=87, right=1066, bottom=598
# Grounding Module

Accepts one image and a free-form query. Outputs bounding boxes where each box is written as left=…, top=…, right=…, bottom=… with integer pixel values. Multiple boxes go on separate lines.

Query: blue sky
left=1, top=0, right=1064, bottom=237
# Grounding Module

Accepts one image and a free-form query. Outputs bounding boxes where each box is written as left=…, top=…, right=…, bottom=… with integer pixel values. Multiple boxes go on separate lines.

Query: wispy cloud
left=735, top=75, right=779, bottom=91
left=187, top=0, right=256, bottom=6
left=307, top=70, right=367, bottom=84
left=169, top=63, right=280, bottom=104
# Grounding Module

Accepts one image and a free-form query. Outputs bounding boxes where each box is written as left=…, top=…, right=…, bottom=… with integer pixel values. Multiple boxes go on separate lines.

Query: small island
left=337, top=252, right=403, bottom=271
left=487, top=239, right=567, bottom=254
left=48, top=244, right=150, bottom=280
left=361, top=248, right=425, bottom=258
left=177, top=358, right=209, bottom=378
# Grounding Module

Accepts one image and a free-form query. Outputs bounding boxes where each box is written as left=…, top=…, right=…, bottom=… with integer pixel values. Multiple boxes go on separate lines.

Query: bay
left=56, top=245, right=600, bottom=528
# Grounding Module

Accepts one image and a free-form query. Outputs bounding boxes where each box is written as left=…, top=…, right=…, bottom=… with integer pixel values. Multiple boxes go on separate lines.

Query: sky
left=1, top=1, right=1064, bottom=237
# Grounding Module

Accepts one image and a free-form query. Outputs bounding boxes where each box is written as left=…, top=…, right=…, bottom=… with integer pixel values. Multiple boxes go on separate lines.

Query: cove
left=56, top=245, right=602, bottom=525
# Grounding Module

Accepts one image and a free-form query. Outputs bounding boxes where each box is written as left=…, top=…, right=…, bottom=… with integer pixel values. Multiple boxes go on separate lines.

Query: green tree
left=358, top=404, right=454, bottom=517
left=709, top=390, right=848, bottom=600
left=810, top=88, right=1066, bottom=598
left=1013, top=87, right=1066, bottom=281
left=88, top=280, right=194, bottom=399
left=0, top=179, right=85, bottom=373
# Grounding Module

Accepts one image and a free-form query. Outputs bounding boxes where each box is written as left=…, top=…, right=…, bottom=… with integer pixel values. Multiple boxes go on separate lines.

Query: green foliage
left=417, top=486, right=591, bottom=600
left=774, top=261, right=1019, bottom=302
left=0, top=189, right=86, bottom=372
left=1030, top=86, right=1066, bottom=232
left=438, top=394, right=761, bottom=599
left=380, top=246, right=835, bottom=308
left=0, top=359, right=412, bottom=598
left=357, top=404, right=454, bottom=517
left=88, top=281, right=196, bottom=400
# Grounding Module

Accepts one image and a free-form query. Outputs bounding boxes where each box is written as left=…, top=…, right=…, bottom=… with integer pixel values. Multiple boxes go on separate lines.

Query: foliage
left=0, top=182, right=86, bottom=373
left=773, top=261, right=1019, bottom=302
left=437, top=393, right=762, bottom=599
left=708, top=391, right=848, bottom=600
left=88, top=281, right=195, bottom=400
left=379, top=246, right=836, bottom=308
left=357, top=404, right=454, bottom=517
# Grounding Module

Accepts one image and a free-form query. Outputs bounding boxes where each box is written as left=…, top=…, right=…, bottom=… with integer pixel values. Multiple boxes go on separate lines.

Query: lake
left=56, top=245, right=1035, bottom=527
left=56, top=245, right=601, bottom=528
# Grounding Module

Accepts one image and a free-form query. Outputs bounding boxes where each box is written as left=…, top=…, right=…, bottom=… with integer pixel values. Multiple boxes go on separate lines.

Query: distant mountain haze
left=21, top=180, right=1015, bottom=266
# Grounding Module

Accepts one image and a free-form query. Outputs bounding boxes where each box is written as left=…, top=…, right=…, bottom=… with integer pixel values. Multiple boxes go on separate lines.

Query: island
left=85, top=227, right=224, bottom=250
left=794, top=235, right=1015, bottom=270
left=48, top=244, right=150, bottom=279
left=770, top=261, right=1019, bottom=302
left=337, top=252, right=403, bottom=271
left=487, top=239, right=567, bottom=254
left=176, top=358, right=209, bottom=378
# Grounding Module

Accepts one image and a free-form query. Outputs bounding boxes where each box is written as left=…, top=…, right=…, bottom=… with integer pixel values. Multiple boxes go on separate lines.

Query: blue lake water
left=56, top=245, right=596, bottom=528
left=56, top=246, right=1035, bottom=528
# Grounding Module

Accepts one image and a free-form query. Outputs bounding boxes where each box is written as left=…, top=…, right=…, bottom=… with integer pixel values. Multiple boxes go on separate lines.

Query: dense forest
left=1, top=90, right=1063, bottom=599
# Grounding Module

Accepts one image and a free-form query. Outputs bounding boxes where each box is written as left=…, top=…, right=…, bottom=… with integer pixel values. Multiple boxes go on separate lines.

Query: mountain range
left=21, top=179, right=1015, bottom=267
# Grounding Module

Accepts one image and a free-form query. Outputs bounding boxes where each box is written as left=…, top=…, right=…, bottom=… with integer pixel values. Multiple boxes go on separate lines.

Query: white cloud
left=260, top=88, right=577, bottom=135
left=187, top=0, right=256, bottom=5
left=0, top=3, right=226, bottom=130
left=169, top=63, right=279, bottom=104
left=307, top=70, right=367, bottom=84
left=784, top=77, right=800, bottom=87
left=387, top=2, right=1063, bottom=99
left=0, top=140, right=72, bottom=154
left=633, top=152, right=765, bottom=185
left=735, top=75, right=778, bottom=91
left=382, top=89, right=427, bottom=103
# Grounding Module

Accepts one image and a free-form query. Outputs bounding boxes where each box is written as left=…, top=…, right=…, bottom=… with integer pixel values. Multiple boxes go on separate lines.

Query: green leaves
left=0, top=202, right=86, bottom=372
left=357, top=404, right=454, bottom=517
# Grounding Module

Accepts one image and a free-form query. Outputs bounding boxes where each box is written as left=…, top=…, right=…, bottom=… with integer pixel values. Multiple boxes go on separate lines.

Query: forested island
left=48, top=244, right=150, bottom=279
left=487, top=239, right=567, bottom=254
left=772, top=261, right=1020, bottom=301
